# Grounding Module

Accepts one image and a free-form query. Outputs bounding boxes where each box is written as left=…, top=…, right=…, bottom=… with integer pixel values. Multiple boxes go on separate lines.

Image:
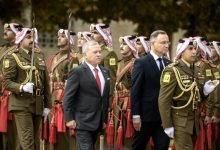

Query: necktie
left=94, top=68, right=101, bottom=93
left=158, top=57, right=164, bottom=71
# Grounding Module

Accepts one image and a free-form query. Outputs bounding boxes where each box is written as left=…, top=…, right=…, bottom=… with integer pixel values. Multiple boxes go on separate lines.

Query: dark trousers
left=75, top=129, right=100, bottom=150
left=132, top=121, right=170, bottom=150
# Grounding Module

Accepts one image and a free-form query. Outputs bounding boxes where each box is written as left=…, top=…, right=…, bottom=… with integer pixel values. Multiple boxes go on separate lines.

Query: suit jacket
left=63, top=63, right=110, bottom=131
left=131, top=53, right=171, bottom=122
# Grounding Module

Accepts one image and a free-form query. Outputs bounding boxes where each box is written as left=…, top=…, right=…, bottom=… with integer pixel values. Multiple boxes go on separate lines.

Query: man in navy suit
left=63, top=40, right=110, bottom=150
left=131, top=30, right=171, bottom=150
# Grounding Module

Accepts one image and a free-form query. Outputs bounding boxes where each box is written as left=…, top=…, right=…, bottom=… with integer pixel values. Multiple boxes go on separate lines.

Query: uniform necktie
left=158, top=57, right=164, bottom=71
left=94, top=68, right=101, bottom=93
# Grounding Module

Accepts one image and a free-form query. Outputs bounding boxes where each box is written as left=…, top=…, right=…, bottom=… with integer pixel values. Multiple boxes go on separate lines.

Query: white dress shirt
left=150, top=51, right=165, bottom=70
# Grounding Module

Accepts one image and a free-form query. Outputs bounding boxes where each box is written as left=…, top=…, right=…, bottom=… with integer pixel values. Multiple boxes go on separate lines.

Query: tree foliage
left=1, top=0, right=220, bottom=39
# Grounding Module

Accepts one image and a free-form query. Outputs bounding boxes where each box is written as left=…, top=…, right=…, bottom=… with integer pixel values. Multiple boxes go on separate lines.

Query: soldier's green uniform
left=100, top=44, right=118, bottom=106
left=113, top=55, right=135, bottom=148
left=48, top=50, right=78, bottom=150
left=195, top=58, right=216, bottom=126
left=3, top=48, right=51, bottom=150
left=204, top=60, right=220, bottom=118
left=159, top=59, right=206, bottom=150
left=0, top=43, right=21, bottom=150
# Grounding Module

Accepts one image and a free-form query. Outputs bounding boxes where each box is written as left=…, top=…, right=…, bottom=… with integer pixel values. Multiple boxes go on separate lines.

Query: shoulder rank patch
left=163, top=72, right=170, bottom=83
left=72, top=63, right=78, bottom=68
left=4, top=59, right=10, bottom=68
left=109, top=58, right=116, bottom=66
left=205, top=69, right=212, bottom=77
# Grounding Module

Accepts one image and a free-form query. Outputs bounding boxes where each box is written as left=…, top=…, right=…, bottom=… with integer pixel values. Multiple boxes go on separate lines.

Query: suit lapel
left=82, top=63, right=101, bottom=94
left=148, top=54, right=160, bottom=73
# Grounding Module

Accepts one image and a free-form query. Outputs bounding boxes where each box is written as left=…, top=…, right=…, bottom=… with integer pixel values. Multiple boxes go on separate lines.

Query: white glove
left=43, top=108, right=50, bottom=117
left=203, top=80, right=219, bottom=96
left=43, top=108, right=50, bottom=122
left=22, top=82, right=34, bottom=94
left=164, top=127, right=174, bottom=138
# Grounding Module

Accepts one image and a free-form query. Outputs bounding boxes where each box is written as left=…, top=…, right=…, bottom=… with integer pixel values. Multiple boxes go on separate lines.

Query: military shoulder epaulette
left=195, top=60, right=205, bottom=68
left=34, top=48, right=42, bottom=54
left=167, top=62, right=179, bottom=68
left=202, top=58, right=209, bottom=64
left=0, top=42, right=8, bottom=47
left=118, top=58, right=124, bottom=63
left=217, top=64, right=220, bottom=69
left=208, top=62, right=217, bottom=68
left=7, top=48, right=19, bottom=55
left=105, top=46, right=113, bottom=52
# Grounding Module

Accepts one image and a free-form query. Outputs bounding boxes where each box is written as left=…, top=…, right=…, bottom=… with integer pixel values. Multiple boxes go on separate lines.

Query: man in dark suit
left=63, top=40, right=110, bottom=150
left=131, top=30, right=171, bottom=150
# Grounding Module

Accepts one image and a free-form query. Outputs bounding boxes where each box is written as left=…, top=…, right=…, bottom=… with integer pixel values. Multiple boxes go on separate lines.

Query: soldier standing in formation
left=158, top=37, right=219, bottom=150
left=90, top=23, right=118, bottom=107
left=77, top=31, right=92, bottom=64
left=0, top=23, right=23, bottom=150
left=107, top=35, right=138, bottom=149
left=2, top=28, right=51, bottom=150
left=205, top=41, right=220, bottom=149
left=47, top=28, right=79, bottom=150
left=135, top=36, right=150, bottom=57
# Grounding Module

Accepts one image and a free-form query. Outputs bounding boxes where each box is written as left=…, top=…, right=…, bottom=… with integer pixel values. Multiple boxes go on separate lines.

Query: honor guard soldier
left=205, top=41, right=220, bottom=122
left=47, top=29, right=78, bottom=150
left=159, top=37, right=219, bottom=150
left=205, top=41, right=220, bottom=149
left=90, top=23, right=118, bottom=106
left=0, top=23, right=23, bottom=150
left=206, top=41, right=220, bottom=121
left=106, top=35, right=138, bottom=149
left=135, top=36, right=150, bottom=57
left=2, top=28, right=51, bottom=150
left=77, top=31, right=92, bottom=64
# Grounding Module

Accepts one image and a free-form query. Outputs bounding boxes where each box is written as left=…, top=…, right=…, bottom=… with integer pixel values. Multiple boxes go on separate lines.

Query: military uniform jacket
left=116, top=55, right=135, bottom=90
left=3, top=48, right=51, bottom=115
left=205, top=60, right=220, bottom=117
left=159, top=60, right=206, bottom=134
left=100, top=45, right=118, bottom=96
left=0, top=43, right=16, bottom=86
left=48, top=51, right=79, bottom=101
